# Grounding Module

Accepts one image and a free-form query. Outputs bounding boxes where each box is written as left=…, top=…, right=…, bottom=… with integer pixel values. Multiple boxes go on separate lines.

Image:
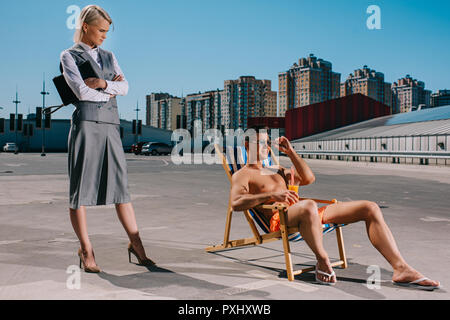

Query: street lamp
left=134, top=100, right=140, bottom=144
left=40, top=74, right=50, bottom=156
left=13, top=88, right=21, bottom=154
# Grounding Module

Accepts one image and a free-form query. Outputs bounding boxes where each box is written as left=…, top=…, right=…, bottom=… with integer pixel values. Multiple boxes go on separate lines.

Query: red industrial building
left=247, top=117, right=285, bottom=129
left=247, top=116, right=286, bottom=136
left=285, top=93, right=391, bottom=140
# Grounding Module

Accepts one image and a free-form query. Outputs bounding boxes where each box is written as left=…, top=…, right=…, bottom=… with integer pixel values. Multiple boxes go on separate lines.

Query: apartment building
left=340, top=65, right=392, bottom=108
left=222, top=76, right=277, bottom=130
left=183, top=89, right=223, bottom=132
left=146, top=93, right=183, bottom=130
left=392, top=75, right=431, bottom=113
left=278, top=54, right=340, bottom=116
left=431, top=89, right=450, bottom=108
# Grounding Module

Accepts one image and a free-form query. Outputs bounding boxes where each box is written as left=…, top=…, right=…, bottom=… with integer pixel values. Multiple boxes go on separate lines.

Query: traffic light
left=137, top=120, right=142, bottom=135
left=0, top=118, right=4, bottom=134
left=29, top=124, right=33, bottom=136
left=17, top=114, right=23, bottom=132
left=132, top=119, right=136, bottom=134
left=9, top=113, right=15, bottom=131
left=44, top=112, right=51, bottom=129
left=36, top=107, right=42, bottom=128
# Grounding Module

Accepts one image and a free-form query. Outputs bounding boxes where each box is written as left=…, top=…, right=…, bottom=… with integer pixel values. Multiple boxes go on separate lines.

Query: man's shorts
left=269, top=205, right=329, bottom=233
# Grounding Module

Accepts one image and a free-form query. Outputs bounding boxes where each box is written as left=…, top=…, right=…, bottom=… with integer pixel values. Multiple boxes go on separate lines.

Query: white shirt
left=60, top=41, right=129, bottom=102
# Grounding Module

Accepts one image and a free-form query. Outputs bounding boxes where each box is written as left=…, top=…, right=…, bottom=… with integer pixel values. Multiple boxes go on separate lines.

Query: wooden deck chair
left=205, top=144, right=348, bottom=281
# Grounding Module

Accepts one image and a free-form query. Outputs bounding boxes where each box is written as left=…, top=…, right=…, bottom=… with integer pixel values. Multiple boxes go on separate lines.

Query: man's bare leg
left=287, top=200, right=336, bottom=284
left=321, top=200, right=439, bottom=287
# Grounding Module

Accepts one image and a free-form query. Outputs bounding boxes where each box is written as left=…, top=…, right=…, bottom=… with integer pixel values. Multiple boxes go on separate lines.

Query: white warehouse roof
left=292, top=105, right=450, bottom=142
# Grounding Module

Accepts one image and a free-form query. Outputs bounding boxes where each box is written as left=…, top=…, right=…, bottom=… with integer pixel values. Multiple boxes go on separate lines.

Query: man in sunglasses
left=229, top=125, right=439, bottom=289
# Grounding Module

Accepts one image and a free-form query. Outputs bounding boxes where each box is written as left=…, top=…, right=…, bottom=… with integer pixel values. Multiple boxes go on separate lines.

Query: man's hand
left=273, top=136, right=295, bottom=156
left=271, top=190, right=299, bottom=206
left=274, top=136, right=315, bottom=186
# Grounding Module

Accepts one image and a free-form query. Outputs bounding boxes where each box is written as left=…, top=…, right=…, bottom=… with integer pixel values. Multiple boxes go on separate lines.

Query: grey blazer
left=66, top=43, right=120, bottom=125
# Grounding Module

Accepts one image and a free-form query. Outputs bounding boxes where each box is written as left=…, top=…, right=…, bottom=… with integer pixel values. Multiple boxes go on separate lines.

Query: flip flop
left=392, top=277, right=441, bottom=291
left=315, top=264, right=336, bottom=286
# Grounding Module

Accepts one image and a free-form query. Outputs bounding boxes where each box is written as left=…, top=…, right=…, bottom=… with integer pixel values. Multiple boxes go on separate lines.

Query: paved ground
left=0, top=152, right=449, bottom=300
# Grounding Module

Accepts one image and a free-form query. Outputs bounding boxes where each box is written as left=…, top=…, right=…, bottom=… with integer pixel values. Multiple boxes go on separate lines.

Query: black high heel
left=127, top=242, right=156, bottom=266
left=78, top=248, right=101, bottom=273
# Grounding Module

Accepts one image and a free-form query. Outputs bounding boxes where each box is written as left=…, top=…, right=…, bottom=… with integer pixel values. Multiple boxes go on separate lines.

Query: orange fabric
left=269, top=211, right=280, bottom=233
left=269, top=205, right=329, bottom=233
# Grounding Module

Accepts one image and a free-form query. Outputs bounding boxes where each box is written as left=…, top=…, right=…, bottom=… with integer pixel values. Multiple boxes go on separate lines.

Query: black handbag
left=47, top=60, right=98, bottom=115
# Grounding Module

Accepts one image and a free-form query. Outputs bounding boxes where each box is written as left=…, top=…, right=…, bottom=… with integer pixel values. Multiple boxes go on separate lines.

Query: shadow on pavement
left=97, top=262, right=271, bottom=299
left=211, top=247, right=445, bottom=299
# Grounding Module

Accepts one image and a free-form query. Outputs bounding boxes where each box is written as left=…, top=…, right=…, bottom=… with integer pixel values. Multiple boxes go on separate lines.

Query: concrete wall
left=0, top=119, right=173, bottom=152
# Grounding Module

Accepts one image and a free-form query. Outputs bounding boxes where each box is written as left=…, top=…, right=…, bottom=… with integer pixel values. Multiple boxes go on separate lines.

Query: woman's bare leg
left=287, top=200, right=336, bottom=283
left=322, top=200, right=439, bottom=287
left=115, top=202, right=151, bottom=260
left=115, top=202, right=139, bottom=236
left=69, top=206, right=97, bottom=268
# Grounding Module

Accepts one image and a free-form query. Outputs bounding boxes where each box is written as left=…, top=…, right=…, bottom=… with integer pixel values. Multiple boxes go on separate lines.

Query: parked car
left=141, top=142, right=172, bottom=155
left=131, top=141, right=149, bottom=155
left=3, top=142, right=18, bottom=152
left=123, top=145, right=132, bottom=153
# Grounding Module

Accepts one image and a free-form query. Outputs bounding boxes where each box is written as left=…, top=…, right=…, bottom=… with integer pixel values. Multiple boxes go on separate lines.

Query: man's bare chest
left=247, top=169, right=287, bottom=194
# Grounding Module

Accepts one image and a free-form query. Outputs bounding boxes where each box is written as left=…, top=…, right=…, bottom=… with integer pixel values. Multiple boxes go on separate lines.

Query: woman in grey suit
left=61, top=5, right=154, bottom=272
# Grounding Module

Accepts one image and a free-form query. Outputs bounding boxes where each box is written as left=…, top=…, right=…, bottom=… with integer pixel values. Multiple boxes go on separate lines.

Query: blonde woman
left=61, top=5, right=154, bottom=272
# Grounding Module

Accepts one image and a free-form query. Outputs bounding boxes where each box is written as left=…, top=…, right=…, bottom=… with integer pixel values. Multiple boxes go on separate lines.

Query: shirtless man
left=230, top=125, right=440, bottom=289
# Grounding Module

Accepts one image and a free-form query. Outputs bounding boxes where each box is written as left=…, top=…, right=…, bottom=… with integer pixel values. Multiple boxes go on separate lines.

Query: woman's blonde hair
left=73, top=5, right=113, bottom=43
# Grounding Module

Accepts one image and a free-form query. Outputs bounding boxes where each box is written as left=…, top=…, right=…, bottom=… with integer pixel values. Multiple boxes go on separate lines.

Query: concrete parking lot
left=0, top=152, right=449, bottom=300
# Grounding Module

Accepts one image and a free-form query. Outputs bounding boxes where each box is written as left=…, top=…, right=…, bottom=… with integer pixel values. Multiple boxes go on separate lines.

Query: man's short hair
left=245, top=125, right=270, bottom=144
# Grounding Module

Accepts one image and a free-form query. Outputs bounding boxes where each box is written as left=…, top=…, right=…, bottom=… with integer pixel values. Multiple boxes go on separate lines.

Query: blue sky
left=0, top=0, right=449, bottom=121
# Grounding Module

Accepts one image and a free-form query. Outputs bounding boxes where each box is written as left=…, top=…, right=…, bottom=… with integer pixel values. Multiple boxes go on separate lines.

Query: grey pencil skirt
left=68, top=120, right=131, bottom=210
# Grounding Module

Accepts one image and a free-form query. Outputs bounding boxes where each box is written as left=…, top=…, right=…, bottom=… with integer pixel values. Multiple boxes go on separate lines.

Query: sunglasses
left=257, top=139, right=271, bottom=147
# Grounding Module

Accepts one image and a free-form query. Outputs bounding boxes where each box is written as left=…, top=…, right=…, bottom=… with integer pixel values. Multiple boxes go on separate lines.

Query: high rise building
left=278, top=54, right=340, bottom=116
left=222, top=76, right=277, bottom=130
left=431, top=90, right=450, bottom=108
left=392, top=75, right=431, bottom=113
left=184, top=89, right=224, bottom=132
left=265, top=91, right=278, bottom=117
left=147, top=93, right=168, bottom=127
left=146, top=93, right=183, bottom=130
left=340, top=65, right=392, bottom=108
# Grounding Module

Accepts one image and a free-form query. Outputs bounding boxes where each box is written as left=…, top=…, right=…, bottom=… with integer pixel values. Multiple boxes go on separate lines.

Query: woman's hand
left=271, top=190, right=299, bottom=206
left=85, top=75, right=124, bottom=97
left=84, top=78, right=107, bottom=90
left=272, top=136, right=295, bottom=155
left=108, top=74, right=124, bottom=98
left=112, top=74, right=124, bottom=82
